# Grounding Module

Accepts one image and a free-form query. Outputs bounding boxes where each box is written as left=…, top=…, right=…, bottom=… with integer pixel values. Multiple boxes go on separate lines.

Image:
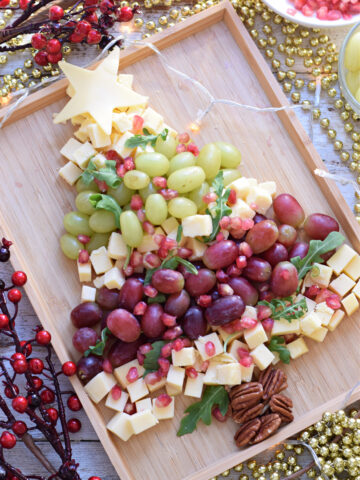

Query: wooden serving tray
left=1, top=2, right=360, bottom=479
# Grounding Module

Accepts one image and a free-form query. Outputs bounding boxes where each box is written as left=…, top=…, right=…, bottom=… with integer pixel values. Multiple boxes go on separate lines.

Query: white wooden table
left=0, top=13, right=358, bottom=480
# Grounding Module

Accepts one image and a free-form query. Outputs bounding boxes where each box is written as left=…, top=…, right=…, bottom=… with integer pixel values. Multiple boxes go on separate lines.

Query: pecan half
left=232, top=402, right=264, bottom=424
left=234, top=418, right=261, bottom=447
left=270, top=394, right=294, bottom=423
left=230, top=382, right=263, bottom=409
left=251, top=413, right=282, bottom=444
left=259, top=367, right=287, bottom=401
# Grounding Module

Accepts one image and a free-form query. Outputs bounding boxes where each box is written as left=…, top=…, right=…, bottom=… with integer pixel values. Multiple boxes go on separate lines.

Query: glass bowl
left=339, top=21, right=360, bottom=115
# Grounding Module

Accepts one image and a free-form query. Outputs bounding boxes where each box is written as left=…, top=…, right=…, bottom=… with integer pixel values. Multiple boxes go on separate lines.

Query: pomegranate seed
left=227, top=264, right=242, bottom=277
left=239, top=242, right=253, bottom=258
left=78, top=250, right=89, bottom=264
left=176, top=143, right=187, bottom=153
left=230, top=217, right=242, bottom=230
left=237, top=347, right=249, bottom=359
left=94, top=178, right=107, bottom=191
left=236, top=255, right=247, bottom=269
left=77, top=234, right=90, bottom=244
left=239, top=355, right=253, bottom=367
left=177, top=247, right=192, bottom=259
left=124, top=157, right=135, bottom=172
left=216, top=232, right=225, bottom=242
left=302, top=4, right=314, bottom=16
left=257, top=305, right=272, bottom=321
left=227, top=189, right=237, bottom=205
left=187, top=143, right=199, bottom=156
left=105, top=150, right=121, bottom=161
left=218, top=284, right=234, bottom=296
left=203, top=192, right=217, bottom=204
left=134, top=301, right=147, bottom=316
left=144, top=372, right=161, bottom=386
left=153, top=176, right=167, bottom=188
left=143, top=253, right=161, bottom=269
left=185, top=367, right=198, bottom=379
left=205, top=341, right=215, bottom=357
left=139, top=344, right=152, bottom=356
left=111, top=385, right=122, bottom=401
left=159, top=189, right=178, bottom=200
left=144, top=285, right=158, bottom=298
left=197, top=295, right=212, bottom=308
left=173, top=338, right=184, bottom=351
left=137, top=352, right=145, bottom=365
left=161, top=313, right=177, bottom=327
left=182, top=338, right=192, bottom=347
left=216, top=270, right=229, bottom=283
left=326, top=294, right=341, bottom=310
left=155, top=394, right=172, bottom=408
left=262, top=318, right=274, bottom=334
left=315, top=288, right=333, bottom=304
left=161, top=343, right=173, bottom=358
left=219, top=216, right=231, bottom=230
left=158, top=357, right=170, bottom=375
left=178, top=132, right=190, bottom=143
left=132, top=115, right=144, bottom=134
left=212, top=406, right=227, bottom=422
left=130, top=251, right=143, bottom=268
left=241, top=218, right=254, bottom=231
left=154, top=233, right=165, bottom=245
left=130, top=194, right=143, bottom=210
left=116, top=164, right=126, bottom=177
left=306, top=284, right=321, bottom=298
left=240, top=317, right=258, bottom=329
left=161, top=237, right=177, bottom=250
left=143, top=221, right=155, bottom=235
left=126, top=367, right=139, bottom=383
left=124, top=402, right=136, bottom=415
left=163, top=326, right=183, bottom=340
left=200, top=360, right=209, bottom=372
left=123, top=264, right=134, bottom=277
left=102, top=359, right=113, bottom=373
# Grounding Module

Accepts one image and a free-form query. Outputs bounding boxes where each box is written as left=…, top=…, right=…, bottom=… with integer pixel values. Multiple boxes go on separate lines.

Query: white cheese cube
left=287, top=337, right=309, bottom=359
left=93, top=274, right=105, bottom=289
left=182, top=214, right=213, bottom=238
left=187, top=238, right=207, bottom=261
left=184, top=373, right=204, bottom=398
left=300, top=312, right=322, bottom=335
left=241, top=364, right=255, bottom=382
left=105, top=389, right=128, bottom=412
left=104, top=267, right=125, bottom=290
left=217, top=327, right=243, bottom=343
left=113, top=131, right=135, bottom=158
left=90, top=246, right=113, bottom=274
left=137, top=234, right=159, bottom=253
left=330, top=273, right=355, bottom=297
left=136, top=398, right=152, bottom=412
left=166, top=365, right=185, bottom=392
left=228, top=177, right=257, bottom=199
left=71, top=114, right=87, bottom=124
left=272, top=352, right=281, bottom=365
left=142, top=107, right=164, bottom=134
left=243, top=306, right=257, bottom=319
left=166, top=383, right=182, bottom=396
left=129, top=410, right=158, bottom=434
left=307, top=326, right=328, bottom=342
left=84, top=372, right=116, bottom=404
left=114, top=359, right=145, bottom=389
left=59, top=162, right=82, bottom=185
left=295, top=294, right=316, bottom=313
left=81, top=285, right=96, bottom=303
left=344, top=254, right=360, bottom=281
left=107, top=232, right=127, bottom=260
left=195, top=333, right=223, bottom=361
left=342, top=293, right=359, bottom=316
left=327, top=244, right=357, bottom=275
left=315, top=302, right=334, bottom=326
left=328, top=310, right=345, bottom=331
left=77, top=261, right=92, bottom=283
left=74, top=127, right=89, bottom=143
left=73, top=141, right=97, bottom=169
left=307, top=263, right=333, bottom=288
left=87, top=123, right=111, bottom=148
left=244, top=323, right=268, bottom=350
left=107, top=413, right=133, bottom=441
left=127, top=378, right=149, bottom=403
left=112, top=112, right=133, bottom=133
left=115, top=258, right=126, bottom=270
left=172, top=347, right=197, bottom=367
left=216, top=363, right=242, bottom=385
left=152, top=396, right=175, bottom=420
left=117, top=73, right=133, bottom=89
left=271, top=318, right=300, bottom=336
left=60, top=138, right=83, bottom=162
left=258, top=181, right=276, bottom=197
left=246, top=187, right=272, bottom=215
left=250, top=344, right=275, bottom=371
left=228, top=340, right=249, bottom=360
left=203, top=363, right=221, bottom=385
left=209, top=352, right=237, bottom=365
left=353, top=279, right=360, bottom=299
left=230, top=199, right=255, bottom=219
left=161, top=217, right=179, bottom=234
left=147, top=377, right=166, bottom=393
left=93, top=153, right=107, bottom=169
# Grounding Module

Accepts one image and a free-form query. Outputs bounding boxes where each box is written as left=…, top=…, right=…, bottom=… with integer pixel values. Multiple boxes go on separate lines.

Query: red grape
left=289, top=241, right=309, bottom=260
left=96, top=287, right=120, bottom=310
left=108, top=337, right=145, bottom=368
left=71, top=302, right=102, bottom=328
left=107, top=309, right=141, bottom=342
left=72, top=328, right=98, bottom=353
left=141, top=304, right=166, bottom=338
left=151, top=269, right=184, bottom=294
left=270, top=261, right=299, bottom=296
left=273, top=194, right=305, bottom=227
left=228, top=277, right=258, bottom=306
left=262, top=243, right=288, bottom=266
left=205, top=295, right=245, bottom=326
left=253, top=213, right=267, bottom=224
left=203, top=240, right=238, bottom=270
left=278, top=224, right=297, bottom=248
left=118, top=278, right=144, bottom=311
left=185, top=269, right=216, bottom=297
left=245, top=220, right=279, bottom=254
left=164, top=290, right=190, bottom=317
left=77, top=356, right=102, bottom=384
left=304, top=213, right=339, bottom=240
left=243, top=257, right=272, bottom=282
left=181, top=306, right=207, bottom=339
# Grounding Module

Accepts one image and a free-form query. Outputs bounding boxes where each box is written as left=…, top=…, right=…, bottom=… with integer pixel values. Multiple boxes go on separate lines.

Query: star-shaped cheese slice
left=54, top=48, right=148, bottom=134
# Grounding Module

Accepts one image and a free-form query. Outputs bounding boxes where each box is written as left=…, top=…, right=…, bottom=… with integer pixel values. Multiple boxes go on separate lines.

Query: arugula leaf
left=123, top=246, right=133, bottom=269
left=81, top=159, right=121, bottom=188
left=268, top=336, right=290, bottom=364
left=258, top=297, right=308, bottom=322
left=89, top=193, right=122, bottom=228
left=148, top=294, right=166, bottom=304
left=125, top=128, right=168, bottom=149
left=177, top=386, right=229, bottom=436
left=84, top=328, right=111, bottom=357
left=143, top=340, right=167, bottom=376
left=291, top=231, right=345, bottom=280
left=176, top=225, right=183, bottom=244
left=204, top=171, right=232, bottom=243
left=144, top=255, right=198, bottom=286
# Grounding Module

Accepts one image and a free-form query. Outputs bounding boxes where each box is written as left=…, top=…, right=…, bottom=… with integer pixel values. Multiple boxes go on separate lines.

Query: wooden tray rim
left=1, top=3, right=360, bottom=479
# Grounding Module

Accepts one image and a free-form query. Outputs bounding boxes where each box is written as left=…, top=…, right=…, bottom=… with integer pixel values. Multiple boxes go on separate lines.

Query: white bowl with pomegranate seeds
left=263, top=0, right=360, bottom=27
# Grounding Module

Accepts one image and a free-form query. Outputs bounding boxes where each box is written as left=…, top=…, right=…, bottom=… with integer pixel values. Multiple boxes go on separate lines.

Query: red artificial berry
left=34, top=51, right=48, bottom=66
left=67, top=418, right=81, bottom=433
left=47, top=407, right=58, bottom=424
left=41, top=389, right=55, bottom=404
left=87, top=29, right=102, bottom=44
left=4, top=384, right=19, bottom=399
left=85, top=11, right=98, bottom=23
left=46, top=38, right=61, bottom=54
left=11, top=352, right=26, bottom=362
left=29, top=358, right=44, bottom=374
left=155, top=393, right=172, bottom=408
left=75, top=20, right=91, bottom=35
left=11, top=271, right=27, bottom=287
left=13, top=359, right=28, bottom=374
left=31, top=376, right=43, bottom=390
left=48, top=52, right=63, bottom=64
left=19, top=0, right=29, bottom=9
left=12, top=421, right=27, bottom=437
left=0, top=0, right=10, bottom=6
left=62, top=361, right=77, bottom=376
left=36, top=330, right=51, bottom=345
left=20, top=340, right=32, bottom=356
left=99, top=0, right=113, bottom=13
left=8, top=288, right=21, bottom=303
left=1, top=431, right=16, bottom=449
left=126, top=366, right=138, bottom=383
left=49, top=5, right=64, bottom=20
left=12, top=396, right=28, bottom=414
left=89, top=477, right=102, bottom=480
left=69, top=32, right=85, bottom=43
left=117, top=5, right=133, bottom=21
left=185, top=367, right=198, bottom=379
left=0, top=314, right=9, bottom=329
left=205, top=341, right=215, bottom=357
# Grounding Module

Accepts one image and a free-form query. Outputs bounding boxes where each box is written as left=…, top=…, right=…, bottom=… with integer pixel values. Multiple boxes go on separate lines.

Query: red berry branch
left=0, top=238, right=101, bottom=480
left=0, top=0, right=137, bottom=66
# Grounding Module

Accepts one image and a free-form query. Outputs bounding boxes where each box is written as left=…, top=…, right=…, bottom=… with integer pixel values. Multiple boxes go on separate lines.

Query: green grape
left=168, top=197, right=197, bottom=218
left=188, top=182, right=209, bottom=213
left=145, top=194, right=168, bottom=225
left=167, top=166, right=205, bottom=193
left=64, top=211, right=93, bottom=237
left=196, top=143, right=221, bottom=179
left=87, top=232, right=111, bottom=252
left=139, top=182, right=157, bottom=201
left=75, top=191, right=97, bottom=215
left=76, top=177, right=100, bottom=193
left=222, top=168, right=242, bottom=186
left=215, top=142, right=242, bottom=168
left=154, top=134, right=177, bottom=158
left=168, top=152, right=196, bottom=174
left=60, top=234, right=82, bottom=260
left=108, top=183, right=132, bottom=206
left=124, top=170, right=150, bottom=190
left=120, top=210, right=143, bottom=247
left=135, top=152, right=169, bottom=177
left=89, top=210, right=117, bottom=233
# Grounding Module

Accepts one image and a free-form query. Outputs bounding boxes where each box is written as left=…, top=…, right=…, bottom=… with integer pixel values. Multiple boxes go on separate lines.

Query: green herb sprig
left=84, top=327, right=111, bottom=358
left=125, top=128, right=168, bottom=149
left=204, top=171, right=232, bottom=243
left=89, top=193, right=122, bottom=228
left=268, top=336, right=291, bottom=364
left=81, top=159, right=121, bottom=188
left=144, top=254, right=198, bottom=286
left=258, top=297, right=308, bottom=322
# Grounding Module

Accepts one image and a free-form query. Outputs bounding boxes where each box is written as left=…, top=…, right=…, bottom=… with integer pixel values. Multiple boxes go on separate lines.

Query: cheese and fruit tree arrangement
left=55, top=47, right=360, bottom=448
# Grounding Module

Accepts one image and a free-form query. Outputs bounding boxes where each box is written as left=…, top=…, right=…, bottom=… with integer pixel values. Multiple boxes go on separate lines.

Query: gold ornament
left=134, top=17, right=143, bottom=27
left=291, top=92, right=300, bottom=103
left=328, top=129, right=336, bottom=139
left=320, top=118, right=330, bottom=129
left=146, top=20, right=156, bottom=30
left=247, top=460, right=257, bottom=470
left=158, top=15, right=168, bottom=25
left=221, top=470, right=230, bottom=477
left=0, top=55, right=7, bottom=65
left=234, top=464, right=243, bottom=472
left=43, top=63, right=52, bottom=72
